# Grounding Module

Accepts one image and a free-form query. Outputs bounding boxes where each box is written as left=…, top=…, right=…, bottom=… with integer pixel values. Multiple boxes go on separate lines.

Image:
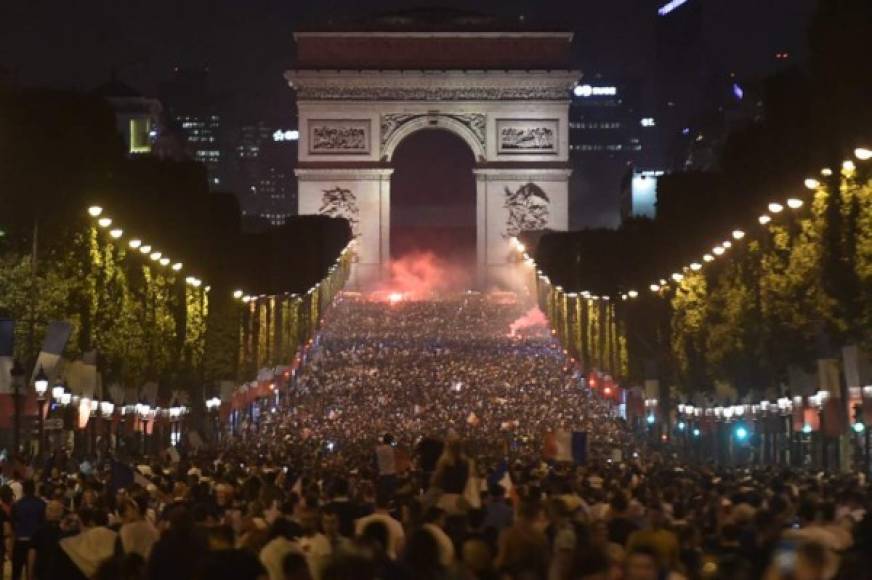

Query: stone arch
left=381, top=114, right=486, bottom=163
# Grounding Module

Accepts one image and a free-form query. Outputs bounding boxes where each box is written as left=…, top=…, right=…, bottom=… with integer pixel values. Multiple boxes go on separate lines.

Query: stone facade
left=287, top=35, right=578, bottom=287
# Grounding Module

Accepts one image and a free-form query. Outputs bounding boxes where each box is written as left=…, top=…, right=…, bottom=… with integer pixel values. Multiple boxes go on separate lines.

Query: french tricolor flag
left=544, top=429, right=588, bottom=464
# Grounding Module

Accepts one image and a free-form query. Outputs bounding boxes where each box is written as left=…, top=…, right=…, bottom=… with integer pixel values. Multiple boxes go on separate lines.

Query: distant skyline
left=2, top=0, right=817, bottom=121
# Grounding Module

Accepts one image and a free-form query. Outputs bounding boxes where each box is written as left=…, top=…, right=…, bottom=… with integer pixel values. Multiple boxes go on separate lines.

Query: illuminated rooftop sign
left=273, top=130, right=299, bottom=142
left=658, top=0, right=691, bottom=16
left=573, top=84, right=617, bottom=98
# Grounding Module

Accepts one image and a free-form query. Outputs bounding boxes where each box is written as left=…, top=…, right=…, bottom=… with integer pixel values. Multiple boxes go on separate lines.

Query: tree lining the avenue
left=0, top=88, right=351, bottom=407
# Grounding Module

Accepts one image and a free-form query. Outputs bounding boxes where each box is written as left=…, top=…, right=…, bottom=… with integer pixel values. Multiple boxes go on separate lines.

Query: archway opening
left=390, top=129, right=477, bottom=282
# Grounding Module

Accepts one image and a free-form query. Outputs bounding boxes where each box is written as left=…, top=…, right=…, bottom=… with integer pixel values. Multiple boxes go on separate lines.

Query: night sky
left=3, top=0, right=817, bottom=120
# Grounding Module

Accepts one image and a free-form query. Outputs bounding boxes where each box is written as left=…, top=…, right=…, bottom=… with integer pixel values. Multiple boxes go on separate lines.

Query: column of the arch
left=475, top=168, right=572, bottom=288
left=475, top=171, right=487, bottom=289
left=379, top=173, right=391, bottom=280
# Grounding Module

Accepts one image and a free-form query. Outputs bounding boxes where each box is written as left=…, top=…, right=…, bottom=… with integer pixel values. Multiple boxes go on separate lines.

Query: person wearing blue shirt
left=10, top=480, right=45, bottom=580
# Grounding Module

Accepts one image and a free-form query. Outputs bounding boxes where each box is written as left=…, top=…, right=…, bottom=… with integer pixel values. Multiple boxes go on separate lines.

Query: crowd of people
left=0, top=291, right=870, bottom=580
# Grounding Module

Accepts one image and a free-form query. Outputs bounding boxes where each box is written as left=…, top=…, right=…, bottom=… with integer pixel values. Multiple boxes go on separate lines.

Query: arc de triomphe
left=286, top=28, right=580, bottom=287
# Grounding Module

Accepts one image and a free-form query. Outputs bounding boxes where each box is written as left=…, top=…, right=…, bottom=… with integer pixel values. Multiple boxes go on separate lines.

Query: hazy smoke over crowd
left=370, top=251, right=472, bottom=301
left=508, top=306, right=549, bottom=337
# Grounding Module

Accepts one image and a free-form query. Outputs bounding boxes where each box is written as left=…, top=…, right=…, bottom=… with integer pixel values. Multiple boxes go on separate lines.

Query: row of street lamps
left=7, top=360, right=189, bottom=457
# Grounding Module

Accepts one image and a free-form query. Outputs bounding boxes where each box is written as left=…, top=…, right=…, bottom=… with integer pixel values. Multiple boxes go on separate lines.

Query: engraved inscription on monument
left=496, top=119, right=558, bottom=155
left=308, top=120, right=371, bottom=154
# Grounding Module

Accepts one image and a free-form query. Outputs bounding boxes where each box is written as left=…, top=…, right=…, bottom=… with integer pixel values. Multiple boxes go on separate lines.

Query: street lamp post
left=9, top=360, right=25, bottom=454
left=99, top=401, right=114, bottom=453
left=206, top=396, right=221, bottom=445
left=136, top=403, right=152, bottom=456
left=33, top=367, right=48, bottom=457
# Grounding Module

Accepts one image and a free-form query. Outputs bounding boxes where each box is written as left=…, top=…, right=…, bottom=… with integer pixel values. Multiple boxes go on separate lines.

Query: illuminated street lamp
left=34, top=367, right=49, bottom=456
left=787, top=198, right=804, bottom=209
left=804, top=178, right=820, bottom=190
left=768, top=202, right=784, bottom=214
left=88, top=206, right=103, bottom=217
left=732, top=230, right=745, bottom=240
left=759, top=215, right=771, bottom=225
left=137, top=403, right=152, bottom=455
left=855, top=147, right=871, bottom=161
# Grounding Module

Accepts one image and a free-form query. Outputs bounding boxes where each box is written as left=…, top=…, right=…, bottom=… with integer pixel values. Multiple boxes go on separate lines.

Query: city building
left=620, top=169, right=663, bottom=220
left=159, top=67, right=225, bottom=189
left=568, top=75, right=655, bottom=228
left=92, top=77, right=162, bottom=157
left=232, top=122, right=299, bottom=227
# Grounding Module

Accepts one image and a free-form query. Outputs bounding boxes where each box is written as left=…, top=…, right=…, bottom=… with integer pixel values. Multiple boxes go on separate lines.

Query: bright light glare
left=735, top=426, right=748, bottom=440
left=804, top=178, right=820, bottom=190
left=109, top=228, right=123, bottom=239
left=97, top=217, right=112, bottom=228
left=129, top=239, right=142, bottom=249
left=713, top=246, right=725, bottom=256
left=703, top=254, right=714, bottom=262
left=768, top=202, right=784, bottom=214
left=690, top=262, right=702, bottom=271
left=732, top=230, right=745, bottom=240
left=671, top=273, right=684, bottom=282
left=759, top=215, right=771, bottom=225
left=787, top=198, right=804, bottom=209
left=172, top=262, right=183, bottom=271
left=649, top=284, right=660, bottom=292
left=843, top=160, right=856, bottom=172
left=855, top=147, right=872, bottom=161
left=627, top=290, right=639, bottom=298
left=233, top=290, right=244, bottom=299
left=140, top=245, right=151, bottom=254
left=388, top=292, right=403, bottom=305
left=159, top=257, right=170, bottom=266
left=88, top=206, right=103, bottom=217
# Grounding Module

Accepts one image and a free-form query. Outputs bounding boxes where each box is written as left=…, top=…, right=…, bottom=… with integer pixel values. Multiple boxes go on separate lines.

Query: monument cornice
left=285, top=69, right=580, bottom=101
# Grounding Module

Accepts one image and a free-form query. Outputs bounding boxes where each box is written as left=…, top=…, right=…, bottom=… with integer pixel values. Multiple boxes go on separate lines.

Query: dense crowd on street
left=1, top=292, right=871, bottom=580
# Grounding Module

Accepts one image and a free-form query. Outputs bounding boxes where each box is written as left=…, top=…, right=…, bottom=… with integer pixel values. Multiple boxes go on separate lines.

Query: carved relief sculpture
left=308, top=119, right=370, bottom=154
left=319, top=187, right=360, bottom=236
left=496, top=119, right=558, bottom=155
left=504, top=183, right=550, bottom=238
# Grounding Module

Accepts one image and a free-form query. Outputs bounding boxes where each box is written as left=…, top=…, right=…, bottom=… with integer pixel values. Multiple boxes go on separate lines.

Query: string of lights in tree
left=86, top=205, right=208, bottom=291
left=646, top=147, right=870, bottom=297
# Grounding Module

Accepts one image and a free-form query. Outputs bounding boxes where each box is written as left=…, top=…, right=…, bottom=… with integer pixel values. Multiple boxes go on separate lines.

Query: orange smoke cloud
left=508, top=307, right=549, bottom=337
left=370, top=251, right=471, bottom=301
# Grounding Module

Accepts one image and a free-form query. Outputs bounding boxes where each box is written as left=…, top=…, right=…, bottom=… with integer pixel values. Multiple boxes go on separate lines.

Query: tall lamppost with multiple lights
left=33, top=367, right=49, bottom=456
